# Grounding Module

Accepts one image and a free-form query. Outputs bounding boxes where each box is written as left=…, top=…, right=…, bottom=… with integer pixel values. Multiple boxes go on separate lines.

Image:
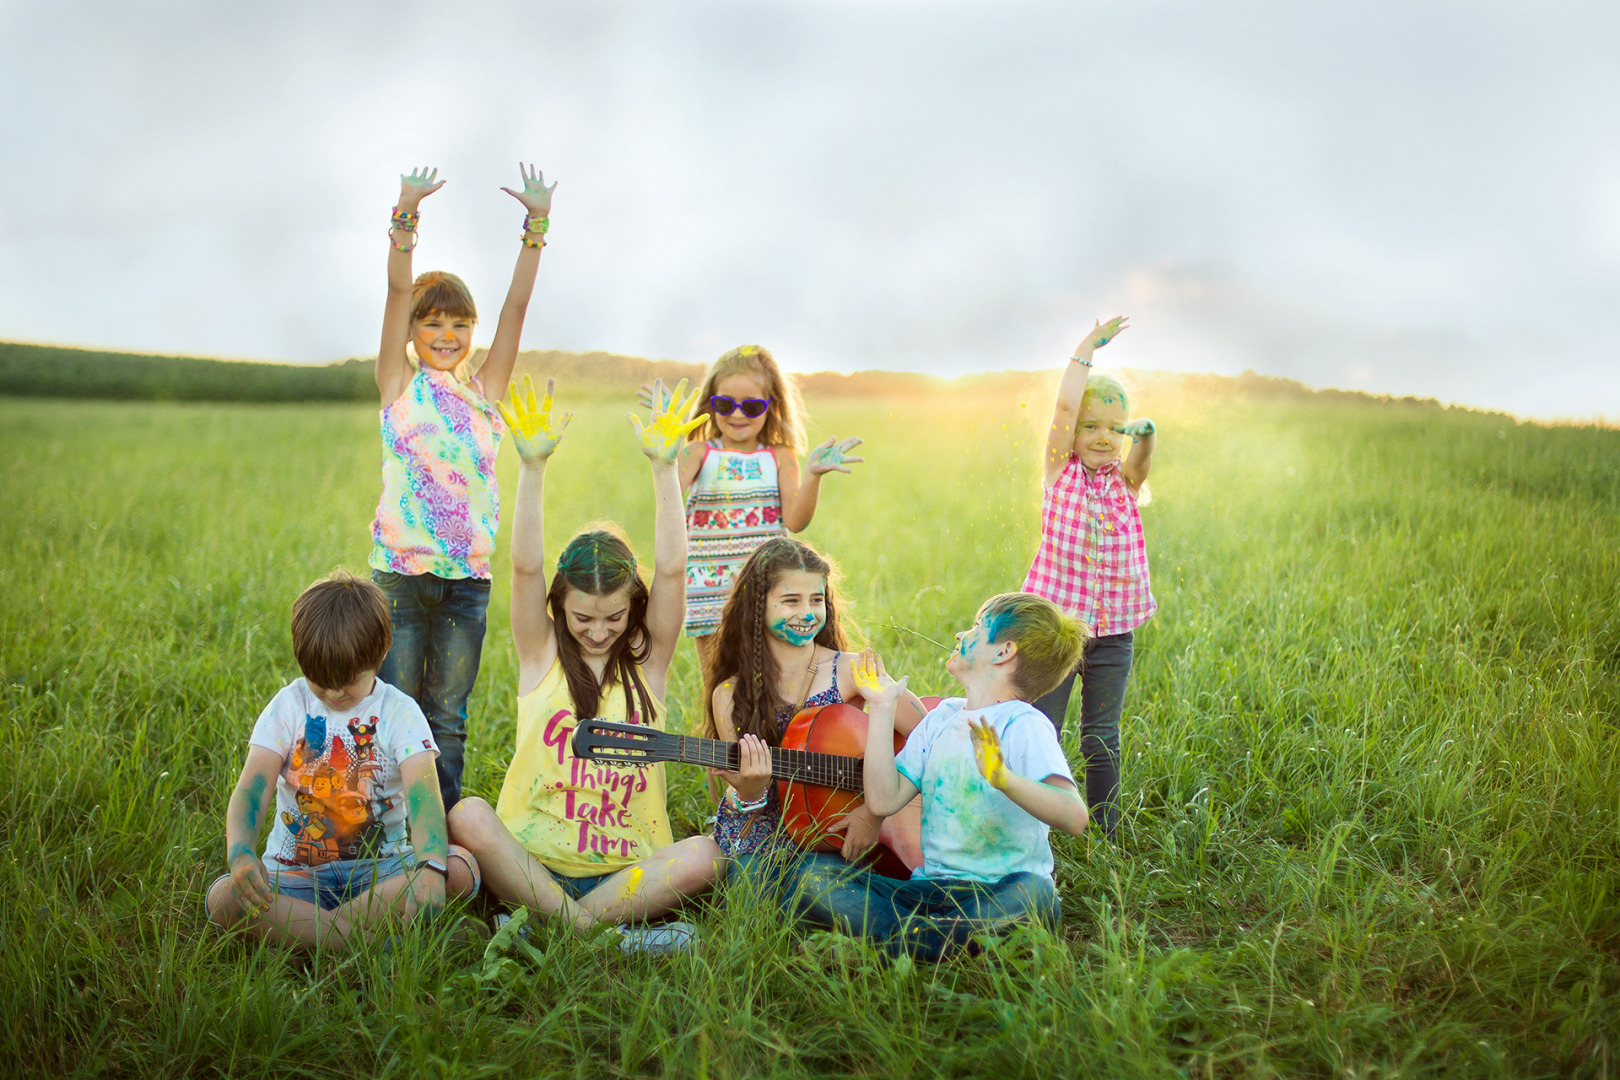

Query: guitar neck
left=669, top=734, right=866, bottom=794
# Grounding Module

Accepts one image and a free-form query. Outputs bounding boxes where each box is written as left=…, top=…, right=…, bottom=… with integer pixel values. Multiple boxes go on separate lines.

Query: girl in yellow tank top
left=448, top=376, right=721, bottom=944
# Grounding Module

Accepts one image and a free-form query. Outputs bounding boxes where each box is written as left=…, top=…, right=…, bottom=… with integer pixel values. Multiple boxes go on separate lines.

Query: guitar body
left=778, top=702, right=919, bottom=880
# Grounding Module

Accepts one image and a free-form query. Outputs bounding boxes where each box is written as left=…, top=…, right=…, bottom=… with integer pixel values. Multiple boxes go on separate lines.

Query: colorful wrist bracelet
left=391, top=206, right=421, bottom=230
left=728, top=790, right=769, bottom=813
left=523, top=215, right=550, bottom=235
left=390, top=229, right=419, bottom=252
left=1070, top=355, right=1092, bottom=366
left=520, top=234, right=547, bottom=249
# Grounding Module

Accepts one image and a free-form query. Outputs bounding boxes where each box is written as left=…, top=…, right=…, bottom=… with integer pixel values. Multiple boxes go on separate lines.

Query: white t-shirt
left=893, top=697, right=1075, bottom=884
left=249, top=677, right=438, bottom=867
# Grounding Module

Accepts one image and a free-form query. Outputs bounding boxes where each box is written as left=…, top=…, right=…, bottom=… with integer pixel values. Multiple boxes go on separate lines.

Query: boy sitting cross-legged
left=778, top=592, right=1089, bottom=960
left=205, top=570, right=480, bottom=951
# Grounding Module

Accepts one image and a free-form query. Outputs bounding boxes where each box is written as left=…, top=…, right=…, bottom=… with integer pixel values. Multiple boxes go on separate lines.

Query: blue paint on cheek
left=769, top=616, right=820, bottom=647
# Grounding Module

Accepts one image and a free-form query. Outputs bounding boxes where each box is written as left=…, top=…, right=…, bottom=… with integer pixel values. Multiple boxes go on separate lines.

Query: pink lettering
left=542, top=710, right=574, bottom=767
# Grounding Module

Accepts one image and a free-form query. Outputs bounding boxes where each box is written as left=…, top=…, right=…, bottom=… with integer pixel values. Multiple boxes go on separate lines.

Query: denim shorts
left=553, top=869, right=617, bottom=900
left=208, top=845, right=480, bottom=913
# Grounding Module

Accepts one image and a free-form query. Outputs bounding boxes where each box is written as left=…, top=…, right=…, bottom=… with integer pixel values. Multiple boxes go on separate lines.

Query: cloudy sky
left=4, top=0, right=1616, bottom=419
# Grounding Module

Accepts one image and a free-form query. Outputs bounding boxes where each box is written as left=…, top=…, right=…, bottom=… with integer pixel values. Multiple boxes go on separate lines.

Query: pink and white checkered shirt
left=1022, top=456, right=1156, bottom=636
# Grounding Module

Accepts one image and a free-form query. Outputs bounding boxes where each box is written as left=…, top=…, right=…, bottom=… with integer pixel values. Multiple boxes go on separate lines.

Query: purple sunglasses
left=710, top=395, right=773, bottom=419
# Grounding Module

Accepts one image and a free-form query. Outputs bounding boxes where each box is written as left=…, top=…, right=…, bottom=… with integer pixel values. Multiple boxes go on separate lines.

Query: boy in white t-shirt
left=205, top=571, right=480, bottom=951
left=780, top=592, right=1089, bottom=959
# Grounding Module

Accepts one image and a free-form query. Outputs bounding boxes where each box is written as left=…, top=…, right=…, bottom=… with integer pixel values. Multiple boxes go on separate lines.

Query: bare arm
left=476, top=164, right=557, bottom=404
left=223, top=745, right=283, bottom=914
left=709, top=682, right=773, bottom=804
left=968, top=719, right=1089, bottom=835
left=378, top=167, right=446, bottom=408
left=677, top=439, right=708, bottom=498
left=629, top=380, right=706, bottom=691
left=1043, top=316, right=1127, bottom=488
left=500, top=377, right=573, bottom=696
left=399, top=752, right=448, bottom=912
left=779, top=438, right=865, bottom=533
left=1119, top=420, right=1155, bottom=492
left=853, top=656, right=919, bottom=817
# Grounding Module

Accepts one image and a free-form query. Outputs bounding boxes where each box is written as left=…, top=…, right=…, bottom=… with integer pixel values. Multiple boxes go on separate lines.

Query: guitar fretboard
left=669, top=735, right=865, bottom=794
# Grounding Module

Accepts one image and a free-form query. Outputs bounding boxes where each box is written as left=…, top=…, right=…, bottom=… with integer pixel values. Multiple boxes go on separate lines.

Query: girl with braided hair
left=702, top=537, right=927, bottom=863
left=449, top=377, right=720, bottom=951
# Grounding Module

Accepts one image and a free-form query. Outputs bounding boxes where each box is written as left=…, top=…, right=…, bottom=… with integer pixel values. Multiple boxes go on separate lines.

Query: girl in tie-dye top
left=369, top=162, right=556, bottom=815
left=1020, top=315, right=1156, bottom=837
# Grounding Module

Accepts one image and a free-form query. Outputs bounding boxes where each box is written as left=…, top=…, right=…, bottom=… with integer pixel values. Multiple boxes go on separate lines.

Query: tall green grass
left=2, top=393, right=1616, bottom=1078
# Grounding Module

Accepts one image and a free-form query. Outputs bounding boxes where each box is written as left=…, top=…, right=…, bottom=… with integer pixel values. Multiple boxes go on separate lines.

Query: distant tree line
left=0, top=342, right=376, bottom=402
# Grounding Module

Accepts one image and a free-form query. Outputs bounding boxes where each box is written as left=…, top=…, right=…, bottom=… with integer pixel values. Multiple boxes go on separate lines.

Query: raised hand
left=500, top=162, right=557, bottom=218
left=967, top=718, right=1010, bottom=790
left=399, top=166, right=446, bottom=208
left=628, top=378, right=706, bottom=464
left=1074, top=315, right=1129, bottom=358
left=1112, top=418, right=1156, bottom=439
left=852, top=649, right=907, bottom=707
left=498, top=375, right=573, bottom=463
left=806, top=436, right=865, bottom=476
left=635, top=381, right=674, bottom=412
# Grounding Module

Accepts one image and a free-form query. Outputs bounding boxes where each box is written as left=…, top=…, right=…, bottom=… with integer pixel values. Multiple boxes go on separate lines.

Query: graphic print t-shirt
left=250, top=677, right=438, bottom=867
left=894, top=698, right=1075, bottom=884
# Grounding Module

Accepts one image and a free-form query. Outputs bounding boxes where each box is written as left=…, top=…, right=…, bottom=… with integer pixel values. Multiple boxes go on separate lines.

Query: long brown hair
left=701, top=537, right=849, bottom=745
left=548, top=528, right=657, bottom=725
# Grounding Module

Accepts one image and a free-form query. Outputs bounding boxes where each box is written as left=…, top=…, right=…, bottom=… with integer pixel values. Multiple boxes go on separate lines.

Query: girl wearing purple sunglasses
left=643, top=344, right=863, bottom=666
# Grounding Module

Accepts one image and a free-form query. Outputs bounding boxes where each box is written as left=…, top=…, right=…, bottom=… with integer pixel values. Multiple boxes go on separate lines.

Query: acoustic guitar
left=571, top=701, right=929, bottom=879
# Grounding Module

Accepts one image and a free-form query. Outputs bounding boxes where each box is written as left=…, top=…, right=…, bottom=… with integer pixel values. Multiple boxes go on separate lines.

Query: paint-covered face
left=765, top=569, right=826, bottom=647
left=308, top=669, right=377, bottom=712
left=563, top=585, right=634, bottom=658
left=945, top=607, right=1009, bottom=680
left=412, top=310, right=476, bottom=372
left=1073, top=394, right=1128, bottom=470
left=711, top=371, right=772, bottom=448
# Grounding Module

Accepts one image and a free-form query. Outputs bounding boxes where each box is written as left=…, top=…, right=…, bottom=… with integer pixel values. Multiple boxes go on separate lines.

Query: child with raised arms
left=645, top=345, right=864, bottom=663
left=1022, top=316, right=1155, bottom=837
left=369, top=163, right=555, bottom=816
left=702, top=537, right=927, bottom=863
left=775, top=592, right=1089, bottom=960
left=447, top=377, right=722, bottom=951
left=206, top=571, right=480, bottom=951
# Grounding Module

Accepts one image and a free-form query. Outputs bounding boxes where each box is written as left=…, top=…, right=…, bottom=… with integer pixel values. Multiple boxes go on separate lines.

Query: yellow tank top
left=495, top=657, right=674, bottom=877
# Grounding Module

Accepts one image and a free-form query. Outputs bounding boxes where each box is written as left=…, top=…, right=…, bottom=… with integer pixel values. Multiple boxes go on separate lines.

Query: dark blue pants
left=371, top=570, right=490, bottom=813
left=1032, top=630, right=1134, bottom=836
left=761, top=851, right=1059, bottom=961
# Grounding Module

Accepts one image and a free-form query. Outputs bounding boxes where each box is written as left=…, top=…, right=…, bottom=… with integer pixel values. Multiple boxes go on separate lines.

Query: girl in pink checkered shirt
left=1020, top=315, right=1155, bottom=837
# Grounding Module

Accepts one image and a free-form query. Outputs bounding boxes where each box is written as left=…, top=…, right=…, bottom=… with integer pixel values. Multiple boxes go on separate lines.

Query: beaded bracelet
left=390, top=229, right=419, bottom=252
left=727, top=789, right=769, bottom=814
left=1070, top=354, right=1092, bottom=366
left=524, top=214, right=550, bottom=235
left=520, top=234, right=547, bottom=250
left=391, top=206, right=421, bottom=230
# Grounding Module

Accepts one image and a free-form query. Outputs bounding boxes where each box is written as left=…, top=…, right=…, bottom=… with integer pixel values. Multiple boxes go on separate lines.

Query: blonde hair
left=689, top=345, right=807, bottom=454
left=976, top=592, right=1087, bottom=702
left=1079, top=371, right=1152, bottom=505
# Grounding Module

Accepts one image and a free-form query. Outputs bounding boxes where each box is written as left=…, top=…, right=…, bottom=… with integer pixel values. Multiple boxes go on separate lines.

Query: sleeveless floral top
left=713, top=653, right=844, bottom=858
left=683, top=441, right=786, bottom=635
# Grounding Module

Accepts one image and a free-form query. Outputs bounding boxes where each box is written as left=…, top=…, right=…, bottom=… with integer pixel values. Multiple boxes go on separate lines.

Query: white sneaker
left=616, top=920, right=697, bottom=955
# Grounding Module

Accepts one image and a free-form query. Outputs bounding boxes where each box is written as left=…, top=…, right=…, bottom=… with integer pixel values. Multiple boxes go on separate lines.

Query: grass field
left=3, top=388, right=1618, bottom=1078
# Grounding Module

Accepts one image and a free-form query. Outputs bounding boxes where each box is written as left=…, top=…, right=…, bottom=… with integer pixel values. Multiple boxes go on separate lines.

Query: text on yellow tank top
left=495, top=657, right=674, bottom=877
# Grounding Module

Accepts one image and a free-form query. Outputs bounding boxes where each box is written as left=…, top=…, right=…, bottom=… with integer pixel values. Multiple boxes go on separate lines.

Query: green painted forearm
left=404, top=775, right=450, bottom=861
left=226, top=772, right=269, bottom=862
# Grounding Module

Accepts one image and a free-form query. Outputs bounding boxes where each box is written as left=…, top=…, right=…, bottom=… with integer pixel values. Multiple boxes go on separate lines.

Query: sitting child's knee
left=205, top=876, right=239, bottom=927
left=447, top=843, right=481, bottom=899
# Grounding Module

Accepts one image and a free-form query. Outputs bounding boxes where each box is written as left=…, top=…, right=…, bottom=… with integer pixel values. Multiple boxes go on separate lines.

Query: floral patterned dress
left=713, top=654, right=844, bottom=858
left=683, top=441, right=785, bottom=636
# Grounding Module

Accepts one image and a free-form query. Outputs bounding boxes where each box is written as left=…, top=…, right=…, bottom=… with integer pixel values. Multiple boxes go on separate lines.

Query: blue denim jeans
left=769, top=852, right=1059, bottom=960
left=372, top=570, right=490, bottom=812
left=1032, top=629, right=1134, bottom=836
